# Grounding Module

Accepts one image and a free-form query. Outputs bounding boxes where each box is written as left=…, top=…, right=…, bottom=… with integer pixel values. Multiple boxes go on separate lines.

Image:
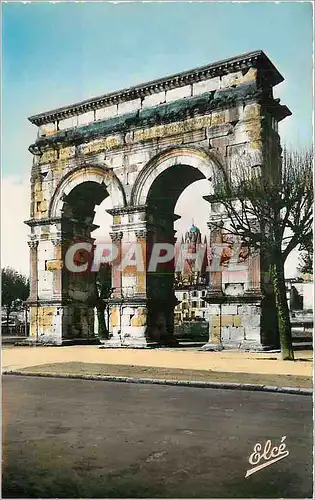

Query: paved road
left=2, top=375, right=313, bottom=498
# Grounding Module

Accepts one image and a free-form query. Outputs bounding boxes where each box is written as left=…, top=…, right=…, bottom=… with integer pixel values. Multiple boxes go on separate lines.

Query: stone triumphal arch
left=26, top=50, right=291, bottom=348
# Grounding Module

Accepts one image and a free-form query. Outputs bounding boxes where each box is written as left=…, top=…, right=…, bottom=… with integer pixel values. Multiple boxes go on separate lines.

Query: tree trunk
left=270, top=257, right=294, bottom=360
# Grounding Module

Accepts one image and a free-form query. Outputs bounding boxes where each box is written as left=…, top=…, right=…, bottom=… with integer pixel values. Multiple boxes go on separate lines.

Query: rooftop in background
left=28, top=50, right=284, bottom=127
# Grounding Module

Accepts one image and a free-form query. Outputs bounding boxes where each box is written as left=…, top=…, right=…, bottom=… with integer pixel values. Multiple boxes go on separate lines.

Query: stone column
left=203, top=219, right=224, bottom=351
left=135, top=229, right=147, bottom=296
left=207, top=220, right=224, bottom=296
left=109, top=231, right=123, bottom=297
left=27, top=238, right=39, bottom=341
left=27, top=238, right=39, bottom=302
left=51, top=234, right=63, bottom=299
left=104, top=207, right=152, bottom=347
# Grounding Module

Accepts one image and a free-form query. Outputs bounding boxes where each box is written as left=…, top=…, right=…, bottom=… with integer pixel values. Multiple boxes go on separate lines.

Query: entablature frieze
left=29, top=83, right=266, bottom=156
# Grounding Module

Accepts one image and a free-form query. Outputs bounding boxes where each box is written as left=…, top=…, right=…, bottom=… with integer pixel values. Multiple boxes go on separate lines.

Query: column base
left=201, top=342, right=224, bottom=351
left=100, top=337, right=159, bottom=349
left=201, top=340, right=280, bottom=352
left=27, top=301, right=96, bottom=345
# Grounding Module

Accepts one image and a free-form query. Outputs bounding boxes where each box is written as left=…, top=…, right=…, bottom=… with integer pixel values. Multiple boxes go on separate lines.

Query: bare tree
left=206, top=147, right=313, bottom=360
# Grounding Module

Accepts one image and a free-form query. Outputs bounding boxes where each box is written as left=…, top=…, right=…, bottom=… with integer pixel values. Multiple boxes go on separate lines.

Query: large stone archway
left=26, top=50, right=291, bottom=346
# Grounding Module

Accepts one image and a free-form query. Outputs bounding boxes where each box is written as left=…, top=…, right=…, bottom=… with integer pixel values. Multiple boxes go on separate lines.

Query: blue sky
left=1, top=1, right=313, bottom=275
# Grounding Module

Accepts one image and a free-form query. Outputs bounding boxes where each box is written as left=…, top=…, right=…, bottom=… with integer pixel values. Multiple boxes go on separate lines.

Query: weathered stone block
left=207, top=124, right=232, bottom=139
left=106, top=153, right=123, bottom=169
left=39, top=149, right=58, bottom=164
left=210, top=325, right=221, bottom=342
left=210, top=137, right=229, bottom=154
left=37, top=271, right=53, bottom=298
left=128, top=171, right=139, bottom=186
left=82, top=135, right=123, bottom=155
left=166, top=85, right=191, bottom=102
left=39, top=123, right=57, bottom=137
left=226, top=107, right=240, bottom=124
left=128, top=150, right=150, bottom=165
left=193, top=77, right=220, bottom=95
left=182, top=129, right=206, bottom=143
left=59, top=146, right=75, bottom=160
left=95, top=105, right=118, bottom=121
left=118, top=99, right=141, bottom=115
left=242, top=314, right=261, bottom=329
left=224, top=283, right=245, bottom=295
left=210, top=314, right=220, bottom=326
left=221, top=315, right=234, bottom=326
left=211, top=110, right=227, bottom=125
left=78, top=111, right=95, bottom=126
left=231, top=123, right=249, bottom=144
left=58, top=116, right=78, bottom=130
left=221, top=326, right=230, bottom=341
left=244, top=103, right=261, bottom=121
left=229, top=326, right=245, bottom=341
left=238, top=305, right=259, bottom=316
left=245, top=327, right=261, bottom=341
left=233, top=315, right=242, bottom=327
left=124, top=131, right=134, bottom=144
left=221, top=304, right=238, bottom=315
left=46, top=260, right=63, bottom=271
left=246, top=119, right=262, bottom=150
left=242, top=67, right=257, bottom=83
left=142, top=91, right=166, bottom=108
left=220, top=71, right=243, bottom=88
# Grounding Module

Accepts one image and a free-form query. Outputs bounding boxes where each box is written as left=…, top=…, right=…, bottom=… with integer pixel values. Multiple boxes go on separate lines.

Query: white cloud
left=1, top=176, right=30, bottom=276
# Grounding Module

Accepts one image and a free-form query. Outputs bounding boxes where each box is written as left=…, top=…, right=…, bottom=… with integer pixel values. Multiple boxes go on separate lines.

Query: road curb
left=3, top=370, right=313, bottom=395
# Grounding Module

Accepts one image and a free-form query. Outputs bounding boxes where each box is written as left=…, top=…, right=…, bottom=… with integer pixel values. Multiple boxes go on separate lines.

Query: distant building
left=174, top=223, right=209, bottom=324
left=285, top=276, right=314, bottom=313
left=174, top=288, right=208, bottom=323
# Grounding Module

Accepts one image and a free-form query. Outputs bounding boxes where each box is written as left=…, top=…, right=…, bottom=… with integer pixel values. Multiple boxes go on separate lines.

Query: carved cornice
left=107, top=205, right=147, bottom=217
left=24, top=217, right=62, bottom=227
left=28, top=50, right=283, bottom=127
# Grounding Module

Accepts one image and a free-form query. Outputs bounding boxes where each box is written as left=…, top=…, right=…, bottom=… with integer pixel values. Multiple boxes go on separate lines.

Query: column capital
left=110, top=231, right=123, bottom=241
left=135, top=229, right=147, bottom=240
left=51, top=238, right=62, bottom=247
left=28, top=238, right=39, bottom=249
left=51, top=232, right=63, bottom=246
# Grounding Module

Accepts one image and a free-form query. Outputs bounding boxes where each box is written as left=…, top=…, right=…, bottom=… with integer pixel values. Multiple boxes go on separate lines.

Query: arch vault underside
left=25, top=50, right=291, bottom=348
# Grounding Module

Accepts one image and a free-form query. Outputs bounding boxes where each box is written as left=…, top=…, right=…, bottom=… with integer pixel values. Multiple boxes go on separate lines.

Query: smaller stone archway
left=104, top=147, right=223, bottom=347
left=131, top=146, right=222, bottom=207
left=26, top=164, right=127, bottom=344
left=49, top=164, right=126, bottom=219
